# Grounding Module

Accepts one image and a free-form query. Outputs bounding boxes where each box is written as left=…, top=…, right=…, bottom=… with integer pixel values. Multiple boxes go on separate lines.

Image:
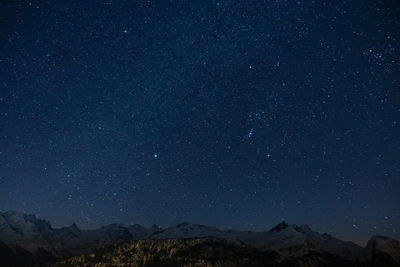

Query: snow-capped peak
left=268, top=221, right=290, bottom=232
left=59, top=223, right=81, bottom=237
left=152, top=222, right=223, bottom=239
left=0, top=210, right=52, bottom=237
left=293, top=224, right=312, bottom=234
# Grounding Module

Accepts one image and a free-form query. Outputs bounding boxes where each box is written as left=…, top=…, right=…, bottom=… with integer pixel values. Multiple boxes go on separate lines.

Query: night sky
left=0, top=0, right=399, bottom=245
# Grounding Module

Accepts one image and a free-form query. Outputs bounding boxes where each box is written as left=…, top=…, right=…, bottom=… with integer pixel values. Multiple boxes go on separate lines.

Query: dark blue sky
left=0, top=0, right=399, bottom=245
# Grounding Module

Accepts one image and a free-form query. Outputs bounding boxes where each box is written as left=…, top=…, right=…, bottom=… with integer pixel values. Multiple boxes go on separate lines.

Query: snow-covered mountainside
left=1, top=211, right=399, bottom=266
left=150, top=221, right=368, bottom=260
left=263, top=222, right=367, bottom=260
left=0, top=211, right=154, bottom=258
left=0, top=211, right=56, bottom=254
left=150, top=221, right=224, bottom=239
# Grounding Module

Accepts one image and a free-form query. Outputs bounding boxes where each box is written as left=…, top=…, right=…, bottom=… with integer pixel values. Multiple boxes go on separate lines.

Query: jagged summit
left=0, top=210, right=52, bottom=236
left=269, top=221, right=289, bottom=232
left=1, top=210, right=38, bottom=223
left=59, top=223, right=81, bottom=236
left=293, top=224, right=312, bottom=233
left=268, top=222, right=313, bottom=234
left=174, top=221, right=214, bottom=230
left=98, top=223, right=127, bottom=231
left=153, top=221, right=224, bottom=240
left=62, top=223, right=79, bottom=230
left=177, top=221, right=192, bottom=228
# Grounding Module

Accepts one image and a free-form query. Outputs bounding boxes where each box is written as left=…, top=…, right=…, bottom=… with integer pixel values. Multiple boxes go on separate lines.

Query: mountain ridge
left=1, top=210, right=399, bottom=266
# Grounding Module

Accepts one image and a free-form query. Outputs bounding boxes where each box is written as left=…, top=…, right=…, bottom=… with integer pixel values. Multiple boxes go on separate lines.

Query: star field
left=0, top=0, right=399, bottom=245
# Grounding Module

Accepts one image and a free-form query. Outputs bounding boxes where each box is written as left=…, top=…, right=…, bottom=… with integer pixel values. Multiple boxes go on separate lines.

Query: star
left=247, top=128, right=254, bottom=138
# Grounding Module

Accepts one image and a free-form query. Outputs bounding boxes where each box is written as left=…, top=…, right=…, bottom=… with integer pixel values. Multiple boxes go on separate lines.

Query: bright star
left=248, top=128, right=254, bottom=138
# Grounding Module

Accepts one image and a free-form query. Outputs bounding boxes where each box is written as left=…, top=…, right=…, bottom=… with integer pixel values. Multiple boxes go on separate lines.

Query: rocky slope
left=51, top=238, right=280, bottom=267
left=49, top=238, right=374, bottom=267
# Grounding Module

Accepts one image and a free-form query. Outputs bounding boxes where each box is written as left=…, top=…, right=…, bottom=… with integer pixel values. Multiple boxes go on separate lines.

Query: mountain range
left=1, top=211, right=399, bottom=266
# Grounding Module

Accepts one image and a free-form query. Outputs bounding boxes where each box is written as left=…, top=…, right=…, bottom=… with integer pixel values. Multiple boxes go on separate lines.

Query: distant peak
left=151, top=224, right=160, bottom=229
left=269, top=221, right=289, bottom=232
left=100, top=223, right=126, bottom=231
left=177, top=221, right=191, bottom=228
left=2, top=210, right=50, bottom=225
left=61, top=223, right=81, bottom=235
left=322, top=233, right=333, bottom=238
left=294, top=224, right=312, bottom=233
left=61, top=223, right=79, bottom=230
left=3, top=210, right=27, bottom=218
left=70, top=223, right=79, bottom=230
